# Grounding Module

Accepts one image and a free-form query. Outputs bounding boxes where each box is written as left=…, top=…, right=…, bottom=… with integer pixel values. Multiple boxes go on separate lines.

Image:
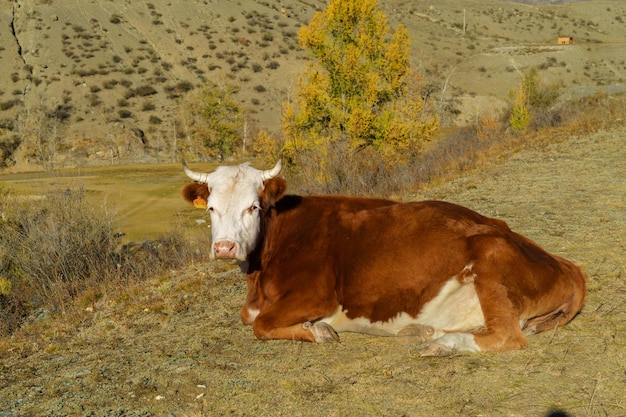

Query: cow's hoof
left=419, top=342, right=458, bottom=357
left=304, top=321, right=339, bottom=343
left=397, top=324, right=436, bottom=345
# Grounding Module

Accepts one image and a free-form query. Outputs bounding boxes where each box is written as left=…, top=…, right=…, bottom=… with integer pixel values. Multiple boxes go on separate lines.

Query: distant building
left=557, top=36, right=574, bottom=45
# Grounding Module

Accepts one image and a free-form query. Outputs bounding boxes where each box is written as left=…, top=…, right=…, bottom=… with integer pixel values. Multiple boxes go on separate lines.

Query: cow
left=182, top=160, right=587, bottom=356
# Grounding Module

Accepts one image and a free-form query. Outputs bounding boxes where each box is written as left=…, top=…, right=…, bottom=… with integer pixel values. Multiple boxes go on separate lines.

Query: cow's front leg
left=304, top=321, right=340, bottom=343
left=251, top=300, right=339, bottom=342
left=253, top=319, right=339, bottom=342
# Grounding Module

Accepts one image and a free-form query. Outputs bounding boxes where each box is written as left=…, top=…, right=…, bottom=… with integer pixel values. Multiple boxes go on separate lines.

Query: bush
left=135, top=85, right=158, bottom=97
left=118, top=109, right=132, bottom=118
left=0, top=185, right=202, bottom=336
left=506, top=67, right=564, bottom=133
left=1, top=98, right=23, bottom=111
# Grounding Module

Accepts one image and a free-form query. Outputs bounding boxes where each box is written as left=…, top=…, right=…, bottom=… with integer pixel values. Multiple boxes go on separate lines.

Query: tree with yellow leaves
left=280, top=0, right=438, bottom=190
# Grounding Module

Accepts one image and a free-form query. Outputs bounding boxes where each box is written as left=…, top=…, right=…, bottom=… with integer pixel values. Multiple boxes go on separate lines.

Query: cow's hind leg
left=419, top=332, right=482, bottom=356
left=396, top=324, right=436, bottom=345
left=418, top=324, right=527, bottom=357
left=419, top=267, right=529, bottom=356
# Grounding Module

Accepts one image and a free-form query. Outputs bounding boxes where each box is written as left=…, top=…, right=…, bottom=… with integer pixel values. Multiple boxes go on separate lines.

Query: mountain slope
left=1, top=0, right=625, bottom=169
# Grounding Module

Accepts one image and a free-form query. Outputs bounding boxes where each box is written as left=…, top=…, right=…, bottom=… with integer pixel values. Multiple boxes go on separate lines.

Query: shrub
left=175, top=81, right=194, bottom=93
left=0, top=135, right=20, bottom=167
left=118, top=109, right=132, bottom=118
left=103, top=79, right=118, bottom=89
left=0, top=185, right=203, bottom=336
left=88, top=94, right=101, bottom=107
left=507, top=68, right=562, bottom=133
left=48, top=104, right=73, bottom=122
left=135, top=85, right=158, bottom=96
left=0, top=99, right=22, bottom=111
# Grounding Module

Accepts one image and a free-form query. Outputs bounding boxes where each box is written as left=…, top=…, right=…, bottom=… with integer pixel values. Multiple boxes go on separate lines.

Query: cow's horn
left=261, top=160, right=282, bottom=181
left=182, top=160, right=211, bottom=184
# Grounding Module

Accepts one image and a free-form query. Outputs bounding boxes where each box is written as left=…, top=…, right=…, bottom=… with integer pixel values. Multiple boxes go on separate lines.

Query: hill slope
left=1, top=124, right=624, bottom=416
left=1, top=0, right=625, bottom=169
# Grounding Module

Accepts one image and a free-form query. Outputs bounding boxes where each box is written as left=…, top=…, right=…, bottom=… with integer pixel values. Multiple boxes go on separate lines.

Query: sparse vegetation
left=0, top=185, right=203, bottom=336
left=118, top=109, right=132, bottom=118
left=507, top=67, right=562, bottom=133
left=177, top=82, right=243, bottom=161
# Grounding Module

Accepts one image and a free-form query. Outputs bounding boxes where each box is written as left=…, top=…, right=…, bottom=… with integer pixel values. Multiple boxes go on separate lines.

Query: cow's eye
left=208, top=206, right=214, bottom=212
left=250, top=204, right=261, bottom=212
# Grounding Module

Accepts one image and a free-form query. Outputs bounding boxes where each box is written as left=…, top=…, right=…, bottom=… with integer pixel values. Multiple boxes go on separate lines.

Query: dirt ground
left=1, top=127, right=625, bottom=416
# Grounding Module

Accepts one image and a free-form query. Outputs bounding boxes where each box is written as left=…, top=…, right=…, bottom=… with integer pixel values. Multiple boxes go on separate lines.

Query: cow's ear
left=182, top=183, right=210, bottom=203
left=260, top=177, right=287, bottom=207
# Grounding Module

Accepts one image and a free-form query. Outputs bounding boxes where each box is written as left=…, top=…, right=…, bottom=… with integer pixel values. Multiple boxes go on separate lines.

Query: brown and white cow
left=182, top=160, right=587, bottom=356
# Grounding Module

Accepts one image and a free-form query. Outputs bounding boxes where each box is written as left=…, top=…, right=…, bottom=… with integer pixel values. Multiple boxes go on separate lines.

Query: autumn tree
left=178, top=81, right=242, bottom=161
left=509, top=81, right=531, bottom=134
left=280, top=0, right=438, bottom=191
left=508, top=68, right=561, bottom=134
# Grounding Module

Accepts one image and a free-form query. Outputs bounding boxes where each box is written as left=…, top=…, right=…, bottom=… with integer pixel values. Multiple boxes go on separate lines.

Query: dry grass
left=0, top=117, right=624, bottom=415
left=0, top=181, right=209, bottom=336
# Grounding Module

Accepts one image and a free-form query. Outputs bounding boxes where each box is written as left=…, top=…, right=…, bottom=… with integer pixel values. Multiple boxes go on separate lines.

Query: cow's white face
left=184, top=161, right=282, bottom=261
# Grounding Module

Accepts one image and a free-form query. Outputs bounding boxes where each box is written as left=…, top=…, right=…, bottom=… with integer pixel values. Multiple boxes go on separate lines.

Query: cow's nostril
left=213, top=241, right=237, bottom=258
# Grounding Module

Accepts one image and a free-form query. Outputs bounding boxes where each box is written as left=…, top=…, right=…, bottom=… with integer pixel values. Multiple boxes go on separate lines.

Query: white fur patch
left=321, top=308, right=418, bottom=336
left=320, top=265, right=485, bottom=341
left=424, top=332, right=480, bottom=354
left=415, top=269, right=485, bottom=332
left=247, top=307, right=260, bottom=322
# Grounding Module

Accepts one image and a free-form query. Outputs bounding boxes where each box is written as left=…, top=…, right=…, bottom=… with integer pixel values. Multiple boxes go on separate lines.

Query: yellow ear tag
left=193, top=197, right=207, bottom=209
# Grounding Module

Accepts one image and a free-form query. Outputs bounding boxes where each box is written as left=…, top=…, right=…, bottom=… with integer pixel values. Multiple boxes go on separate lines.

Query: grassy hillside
left=1, top=124, right=624, bottom=416
left=1, top=0, right=625, bottom=169
left=0, top=1, right=625, bottom=414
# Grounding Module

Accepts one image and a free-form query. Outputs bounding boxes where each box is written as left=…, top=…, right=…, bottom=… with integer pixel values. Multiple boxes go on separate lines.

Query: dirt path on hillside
left=1, top=128, right=624, bottom=417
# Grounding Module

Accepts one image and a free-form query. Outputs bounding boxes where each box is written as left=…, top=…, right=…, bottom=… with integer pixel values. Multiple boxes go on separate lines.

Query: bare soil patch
left=1, top=127, right=624, bottom=416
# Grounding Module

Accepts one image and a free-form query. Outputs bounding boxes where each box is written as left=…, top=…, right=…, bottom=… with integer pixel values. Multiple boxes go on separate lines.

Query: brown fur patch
left=182, top=183, right=210, bottom=203
left=260, top=177, right=287, bottom=208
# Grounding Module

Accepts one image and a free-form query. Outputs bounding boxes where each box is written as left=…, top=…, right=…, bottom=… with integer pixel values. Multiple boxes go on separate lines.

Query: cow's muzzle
left=213, top=241, right=238, bottom=259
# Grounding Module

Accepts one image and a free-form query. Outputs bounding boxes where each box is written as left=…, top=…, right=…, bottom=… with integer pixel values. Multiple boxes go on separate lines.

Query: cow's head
left=182, top=160, right=286, bottom=261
